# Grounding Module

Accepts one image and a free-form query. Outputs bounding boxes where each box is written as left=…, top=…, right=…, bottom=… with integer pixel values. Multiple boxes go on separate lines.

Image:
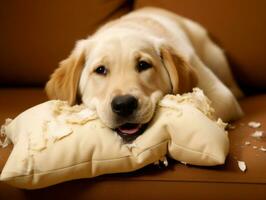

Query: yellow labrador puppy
left=46, top=7, right=243, bottom=141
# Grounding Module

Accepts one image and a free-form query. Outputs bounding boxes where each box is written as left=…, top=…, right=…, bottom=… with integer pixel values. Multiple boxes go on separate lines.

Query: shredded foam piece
left=251, top=131, right=264, bottom=139
left=53, top=100, right=69, bottom=116
left=30, top=131, right=47, bottom=151
left=253, top=146, right=258, bottom=149
left=153, top=160, right=160, bottom=165
left=159, top=88, right=215, bottom=119
left=244, top=141, right=251, bottom=146
left=154, top=156, right=168, bottom=167
left=248, top=121, right=261, bottom=128
left=66, top=108, right=97, bottom=124
left=38, top=101, right=97, bottom=144
left=237, top=161, right=247, bottom=172
left=53, top=100, right=86, bottom=116
left=159, top=97, right=182, bottom=112
left=0, top=118, right=13, bottom=136
left=52, top=100, right=97, bottom=125
left=180, top=161, right=187, bottom=165
left=1, top=137, right=11, bottom=148
left=126, top=142, right=137, bottom=150
left=46, top=121, right=73, bottom=141
left=226, top=124, right=236, bottom=130
left=216, top=118, right=228, bottom=129
left=260, top=147, right=266, bottom=152
left=0, top=118, right=13, bottom=148
left=160, top=156, right=168, bottom=167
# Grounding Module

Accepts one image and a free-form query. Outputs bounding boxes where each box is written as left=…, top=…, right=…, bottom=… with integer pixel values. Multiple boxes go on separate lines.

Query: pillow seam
left=1, top=140, right=169, bottom=179
left=171, top=141, right=221, bottom=163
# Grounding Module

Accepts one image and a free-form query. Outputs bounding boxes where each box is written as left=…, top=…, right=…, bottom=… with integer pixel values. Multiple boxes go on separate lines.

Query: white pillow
left=0, top=88, right=229, bottom=189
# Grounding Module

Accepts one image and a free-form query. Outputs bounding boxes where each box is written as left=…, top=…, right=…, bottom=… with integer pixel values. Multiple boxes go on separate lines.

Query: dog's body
left=46, top=7, right=243, bottom=140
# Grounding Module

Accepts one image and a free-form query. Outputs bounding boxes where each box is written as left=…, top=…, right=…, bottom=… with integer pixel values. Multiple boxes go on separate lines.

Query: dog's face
left=46, top=33, right=197, bottom=141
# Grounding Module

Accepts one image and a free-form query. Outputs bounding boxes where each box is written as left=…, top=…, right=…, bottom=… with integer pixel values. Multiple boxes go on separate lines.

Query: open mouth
left=115, top=123, right=147, bottom=142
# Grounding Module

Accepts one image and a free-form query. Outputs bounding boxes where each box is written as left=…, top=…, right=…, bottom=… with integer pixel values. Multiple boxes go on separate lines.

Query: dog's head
left=46, top=33, right=197, bottom=141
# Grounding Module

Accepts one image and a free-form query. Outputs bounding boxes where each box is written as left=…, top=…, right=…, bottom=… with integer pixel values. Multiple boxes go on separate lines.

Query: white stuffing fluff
left=126, top=142, right=137, bottom=150
left=226, top=124, right=236, bottom=130
left=248, top=121, right=261, bottom=128
left=216, top=118, right=228, bottom=129
left=0, top=118, right=13, bottom=148
left=29, top=101, right=96, bottom=151
left=1, top=137, right=11, bottom=148
left=251, top=131, right=264, bottom=139
left=29, top=131, right=47, bottom=151
left=161, top=156, right=168, bottom=167
left=0, top=118, right=13, bottom=136
left=66, top=108, right=97, bottom=124
left=260, top=147, right=266, bottom=152
left=53, top=100, right=97, bottom=125
left=153, top=157, right=168, bottom=167
left=0, top=101, right=96, bottom=152
left=153, top=160, right=160, bottom=166
left=237, top=161, right=247, bottom=172
left=159, top=88, right=215, bottom=119
left=46, top=121, right=73, bottom=142
left=180, top=161, right=187, bottom=165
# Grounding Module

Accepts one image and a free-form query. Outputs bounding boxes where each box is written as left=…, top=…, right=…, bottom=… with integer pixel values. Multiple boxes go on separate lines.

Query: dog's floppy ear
left=45, top=41, right=86, bottom=105
left=160, top=45, right=198, bottom=94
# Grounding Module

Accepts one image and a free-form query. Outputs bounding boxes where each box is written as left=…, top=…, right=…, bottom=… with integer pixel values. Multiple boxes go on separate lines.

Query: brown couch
left=0, top=1, right=265, bottom=199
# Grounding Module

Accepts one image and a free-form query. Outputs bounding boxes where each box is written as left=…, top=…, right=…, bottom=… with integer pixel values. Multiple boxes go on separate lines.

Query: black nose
left=111, top=95, right=138, bottom=117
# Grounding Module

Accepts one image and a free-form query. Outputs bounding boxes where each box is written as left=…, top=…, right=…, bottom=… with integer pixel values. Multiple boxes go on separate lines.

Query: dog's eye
left=137, top=61, right=152, bottom=72
left=94, top=65, right=108, bottom=75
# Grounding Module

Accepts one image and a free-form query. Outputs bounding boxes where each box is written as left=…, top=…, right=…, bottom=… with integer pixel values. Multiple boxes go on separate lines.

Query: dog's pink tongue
left=118, top=124, right=141, bottom=135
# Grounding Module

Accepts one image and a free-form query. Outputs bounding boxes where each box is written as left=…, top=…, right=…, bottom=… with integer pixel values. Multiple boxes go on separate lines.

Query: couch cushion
left=0, top=0, right=132, bottom=87
left=135, top=0, right=266, bottom=91
left=0, top=89, right=265, bottom=199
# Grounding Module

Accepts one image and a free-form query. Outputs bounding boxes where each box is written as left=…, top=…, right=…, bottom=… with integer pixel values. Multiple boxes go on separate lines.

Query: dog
left=46, top=7, right=243, bottom=142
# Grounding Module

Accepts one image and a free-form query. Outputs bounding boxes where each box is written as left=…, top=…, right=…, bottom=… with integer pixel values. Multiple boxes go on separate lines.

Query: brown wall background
left=0, top=0, right=265, bottom=93
left=0, top=0, right=132, bottom=87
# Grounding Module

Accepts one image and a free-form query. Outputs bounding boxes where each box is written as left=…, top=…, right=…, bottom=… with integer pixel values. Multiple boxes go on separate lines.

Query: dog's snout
left=111, top=95, right=138, bottom=117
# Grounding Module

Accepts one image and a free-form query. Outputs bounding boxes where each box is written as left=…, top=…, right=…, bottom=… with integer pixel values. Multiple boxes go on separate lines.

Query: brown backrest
left=1, top=0, right=265, bottom=92
left=0, top=0, right=132, bottom=87
left=136, top=0, right=266, bottom=92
